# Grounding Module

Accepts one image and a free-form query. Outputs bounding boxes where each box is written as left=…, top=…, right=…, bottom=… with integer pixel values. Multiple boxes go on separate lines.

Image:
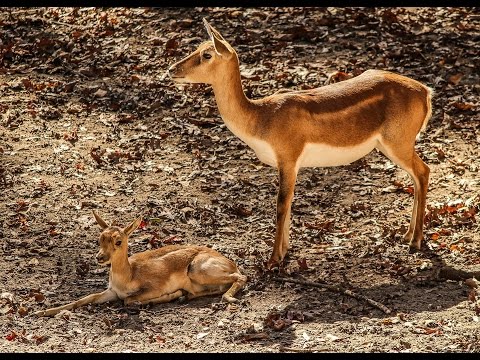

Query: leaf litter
left=0, top=7, right=479, bottom=353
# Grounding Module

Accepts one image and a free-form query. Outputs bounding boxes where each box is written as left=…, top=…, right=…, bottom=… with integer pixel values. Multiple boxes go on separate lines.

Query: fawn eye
left=202, top=52, right=212, bottom=60
left=115, top=241, right=122, bottom=246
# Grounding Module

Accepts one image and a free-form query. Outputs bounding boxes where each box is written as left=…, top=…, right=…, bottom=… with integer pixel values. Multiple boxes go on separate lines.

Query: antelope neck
left=211, top=62, right=257, bottom=140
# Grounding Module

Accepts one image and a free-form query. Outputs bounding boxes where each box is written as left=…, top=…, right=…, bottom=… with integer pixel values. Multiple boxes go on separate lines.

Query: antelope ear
left=93, top=210, right=108, bottom=229
left=123, top=216, right=143, bottom=237
left=203, top=18, right=233, bottom=57
left=203, top=18, right=226, bottom=42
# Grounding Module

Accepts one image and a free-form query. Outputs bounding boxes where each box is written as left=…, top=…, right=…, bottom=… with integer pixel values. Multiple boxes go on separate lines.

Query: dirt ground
left=1, top=7, right=479, bottom=353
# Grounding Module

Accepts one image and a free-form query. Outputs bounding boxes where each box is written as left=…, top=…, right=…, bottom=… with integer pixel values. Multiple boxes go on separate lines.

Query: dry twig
left=272, top=276, right=392, bottom=315
left=41, top=17, right=88, bottom=29
left=279, top=345, right=329, bottom=353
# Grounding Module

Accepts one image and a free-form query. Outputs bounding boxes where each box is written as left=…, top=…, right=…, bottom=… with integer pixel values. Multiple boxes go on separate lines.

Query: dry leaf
left=18, top=306, right=28, bottom=316
left=448, top=73, right=463, bottom=85
left=94, top=89, right=108, bottom=98
left=465, top=278, right=479, bottom=289
left=196, top=332, right=209, bottom=340
left=452, top=102, right=475, bottom=110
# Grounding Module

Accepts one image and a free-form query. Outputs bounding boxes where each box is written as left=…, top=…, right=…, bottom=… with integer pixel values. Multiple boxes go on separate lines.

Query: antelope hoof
left=266, top=256, right=281, bottom=270
left=35, top=310, right=46, bottom=317
left=35, top=309, right=59, bottom=317
left=178, top=295, right=187, bottom=304
left=124, top=299, right=142, bottom=306
left=222, top=294, right=239, bottom=303
left=408, top=245, right=419, bottom=254
left=408, top=238, right=423, bottom=253
left=403, top=230, right=414, bottom=245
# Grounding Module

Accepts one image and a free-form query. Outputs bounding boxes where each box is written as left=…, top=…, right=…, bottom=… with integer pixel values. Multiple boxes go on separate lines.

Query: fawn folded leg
left=124, top=290, right=184, bottom=306
left=183, top=285, right=228, bottom=301
left=186, top=253, right=247, bottom=303
left=220, top=272, right=247, bottom=303
left=35, top=289, right=118, bottom=317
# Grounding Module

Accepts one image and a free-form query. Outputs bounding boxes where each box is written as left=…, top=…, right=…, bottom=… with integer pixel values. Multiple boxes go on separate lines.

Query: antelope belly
left=298, top=137, right=378, bottom=168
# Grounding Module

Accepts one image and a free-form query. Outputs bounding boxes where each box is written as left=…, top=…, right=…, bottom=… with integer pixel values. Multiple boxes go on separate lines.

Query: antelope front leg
left=268, top=163, right=298, bottom=268
left=124, top=290, right=184, bottom=306
left=35, top=289, right=118, bottom=317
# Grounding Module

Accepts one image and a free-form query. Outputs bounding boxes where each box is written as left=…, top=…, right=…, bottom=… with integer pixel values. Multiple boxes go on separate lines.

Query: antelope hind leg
left=377, top=143, right=430, bottom=251
left=409, top=152, right=430, bottom=250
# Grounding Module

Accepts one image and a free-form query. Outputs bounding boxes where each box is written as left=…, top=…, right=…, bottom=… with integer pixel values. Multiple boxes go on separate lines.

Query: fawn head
left=92, top=211, right=142, bottom=265
left=168, top=18, right=237, bottom=85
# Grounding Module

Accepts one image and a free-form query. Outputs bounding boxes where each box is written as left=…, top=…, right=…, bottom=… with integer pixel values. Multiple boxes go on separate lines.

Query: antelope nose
left=96, top=253, right=104, bottom=262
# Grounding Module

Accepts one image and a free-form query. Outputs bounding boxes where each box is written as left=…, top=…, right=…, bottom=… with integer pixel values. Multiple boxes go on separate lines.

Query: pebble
left=424, top=320, right=438, bottom=328
left=196, top=332, right=209, bottom=340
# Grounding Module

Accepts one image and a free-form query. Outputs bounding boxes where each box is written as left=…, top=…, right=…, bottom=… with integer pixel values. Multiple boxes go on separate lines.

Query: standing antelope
left=35, top=211, right=246, bottom=317
left=168, top=19, right=432, bottom=268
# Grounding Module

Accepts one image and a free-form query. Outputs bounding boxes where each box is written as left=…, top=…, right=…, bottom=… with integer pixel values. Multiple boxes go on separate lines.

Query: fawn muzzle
left=96, top=252, right=107, bottom=264
left=168, top=64, right=181, bottom=79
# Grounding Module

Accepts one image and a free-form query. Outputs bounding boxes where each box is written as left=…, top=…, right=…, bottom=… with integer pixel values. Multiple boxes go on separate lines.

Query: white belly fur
left=244, top=136, right=278, bottom=167
left=237, top=130, right=378, bottom=170
left=298, top=136, right=379, bottom=168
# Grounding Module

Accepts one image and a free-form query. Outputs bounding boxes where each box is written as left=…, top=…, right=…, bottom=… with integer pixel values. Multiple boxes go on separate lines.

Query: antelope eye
left=115, top=241, right=122, bottom=246
left=202, top=52, right=212, bottom=60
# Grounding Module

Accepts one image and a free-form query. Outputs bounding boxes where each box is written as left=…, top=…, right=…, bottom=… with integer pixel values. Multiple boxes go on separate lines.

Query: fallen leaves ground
left=0, top=7, right=479, bottom=353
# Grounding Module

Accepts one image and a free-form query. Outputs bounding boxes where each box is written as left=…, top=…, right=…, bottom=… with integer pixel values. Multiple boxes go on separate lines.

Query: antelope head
left=93, top=211, right=142, bottom=265
left=168, top=18, right=237, bottom=85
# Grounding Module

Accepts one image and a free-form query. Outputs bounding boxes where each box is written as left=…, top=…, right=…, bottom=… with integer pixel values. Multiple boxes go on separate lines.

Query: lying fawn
left=168, top=19, right=433, bottom=268
left=35, top=211, right=246, bottom=316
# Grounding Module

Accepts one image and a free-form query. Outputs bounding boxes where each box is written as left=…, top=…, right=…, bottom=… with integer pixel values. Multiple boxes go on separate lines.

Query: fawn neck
left=211, top=60, right=257, bottom=139
left=110, top=248, right=132, bottom=283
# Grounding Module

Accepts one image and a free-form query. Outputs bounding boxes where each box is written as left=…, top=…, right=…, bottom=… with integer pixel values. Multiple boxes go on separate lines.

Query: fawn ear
left=123, top=217, right=142, bottom=237
left=93, top=210, right=108, bottom=229
left=203, top=18, right=233, bottom=57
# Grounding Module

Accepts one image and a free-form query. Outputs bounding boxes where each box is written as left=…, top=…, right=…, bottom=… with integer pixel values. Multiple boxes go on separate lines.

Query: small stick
left=41, top=18, right=88, bottom=29
left=272, top=276, right=392, bottom=315
left=6, top=9, right=88, bottom=30
left=279, top=346, right=330, bottom=353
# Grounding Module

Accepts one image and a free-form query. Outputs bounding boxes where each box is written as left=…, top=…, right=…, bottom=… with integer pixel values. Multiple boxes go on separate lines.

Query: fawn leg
left=35, top=289, right=118, bottom=317
left=124, top=290, right=184, bottom=306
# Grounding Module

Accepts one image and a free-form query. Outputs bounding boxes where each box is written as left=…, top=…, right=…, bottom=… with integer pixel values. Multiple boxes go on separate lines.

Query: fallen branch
left=272, top=276, right=392, bottom=315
